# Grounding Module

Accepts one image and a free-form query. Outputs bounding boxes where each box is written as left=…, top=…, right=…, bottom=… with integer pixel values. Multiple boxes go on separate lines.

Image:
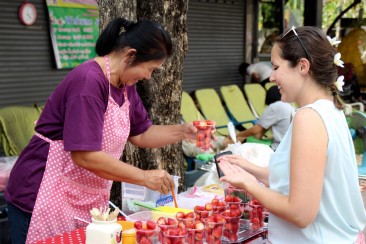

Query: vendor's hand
left=143, top=170, right=174, bottom=194
left=220, top=170, right=257, bottom=190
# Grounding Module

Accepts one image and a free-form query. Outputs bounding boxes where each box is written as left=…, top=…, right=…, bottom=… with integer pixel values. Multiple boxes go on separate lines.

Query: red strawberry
left=200, top=210, right=209, bottom=219
left=212, top=225, right=223, bottom=238
left=211, top=198, right=219, bottom=205
left=194, top=205, right=205, bottom=212
left=225, top=195, right=233, bottom=202
left=186, top=212, right=195, bottom=219
left=229, top=204, right=238, bottom=210
left=134, top=220, right=143, bottom=230
left=167, top=218, right=177, bottom=226
left=206, top=120, right=214, bottom=125
left=233, top=196, right=241, bottom=202
left=195, top=231, right=204, bottom=240
left=157, top=217, right=166, bottom=225
left=218, top=201, right=226, bottom=207
left=229, top=233, right=238, bottom=242
left=146, top=220, right=156, bottom=230
left=251, top=217, right=259, bottom=224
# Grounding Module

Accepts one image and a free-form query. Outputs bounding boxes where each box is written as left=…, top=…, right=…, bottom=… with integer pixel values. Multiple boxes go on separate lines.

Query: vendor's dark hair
left=265, top=86, right=281, bottom=105
left=275, top=26, right=342, bottom=109
left=95, top=17, right=173, bottom=64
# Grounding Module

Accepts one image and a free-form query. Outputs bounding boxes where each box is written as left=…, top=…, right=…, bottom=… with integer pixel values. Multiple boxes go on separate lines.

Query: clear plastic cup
left=186, top=228, right=204, bottom=244
left=224, top=184, right=251, bottom=203
left=162, top=229, right=188, bottom=244
left=135, top=228, right=156, bottom=244
left=193, top=120, right=213, bottom=151
left=157, top=222, right=177, bottom=243
left=222, top=211, right=242, bottom=242
left=203, top=217, right=225, bottom=244
left=194, top=207, right=212, bottom=221
left=212, top=202, right=228, bottom=214
left=250, top=204, right=264, bottom=231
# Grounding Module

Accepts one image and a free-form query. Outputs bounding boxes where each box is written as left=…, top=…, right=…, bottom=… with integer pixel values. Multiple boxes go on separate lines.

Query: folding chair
left=180, top=91, right=204, bottom=122
left=194, top=88, right=232, bottom=135
left=220, top=84, right=257, bottom=130
left=243, top=83, right=267, bottom=117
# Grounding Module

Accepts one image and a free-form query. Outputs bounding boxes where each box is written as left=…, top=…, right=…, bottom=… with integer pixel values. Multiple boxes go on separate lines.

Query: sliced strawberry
left=205, top=203, right=213, bottom=211
left=156, top=217, right=166, bottom=225
left=195, top=221, right=204, bottom=230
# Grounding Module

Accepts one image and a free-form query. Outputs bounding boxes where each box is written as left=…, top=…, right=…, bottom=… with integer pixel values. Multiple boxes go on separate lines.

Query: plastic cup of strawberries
left=210, top=197, right=228, bottom=214
left=249, top=199, right=264, bottom=231
left=162, top=228, right=188, bottom=244
left=180, top=217, right=205, bottom=244
left=221, top=205, right=243, bottom=242
left=156, top=217, right=178, bottom=243
left=202, top=214, right=226, bottom=244
left=134, top=220, right=157, bottom=244
left=193, top=120, right=214, bottom=151
left=194, top=204, right=213, bottom=221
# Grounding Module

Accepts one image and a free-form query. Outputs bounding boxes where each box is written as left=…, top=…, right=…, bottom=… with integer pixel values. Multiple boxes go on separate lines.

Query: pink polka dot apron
left=26, top=56, right=130, bottom=243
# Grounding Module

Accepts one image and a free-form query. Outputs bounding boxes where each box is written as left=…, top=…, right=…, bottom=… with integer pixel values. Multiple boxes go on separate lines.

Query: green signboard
left=46, top=0, right=99, bottom=69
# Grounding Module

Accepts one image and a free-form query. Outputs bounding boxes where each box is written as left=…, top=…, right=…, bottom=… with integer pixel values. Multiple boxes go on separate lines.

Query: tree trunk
left=96, top=0, right=188, bottom=208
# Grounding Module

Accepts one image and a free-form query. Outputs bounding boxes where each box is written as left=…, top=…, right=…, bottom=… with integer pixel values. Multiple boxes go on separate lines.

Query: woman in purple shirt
left=5, top=18, right=202, bottom=244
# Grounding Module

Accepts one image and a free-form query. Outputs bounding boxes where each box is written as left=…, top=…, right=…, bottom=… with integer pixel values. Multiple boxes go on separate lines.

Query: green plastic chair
left=194, top=88, right=231, bottom=135
left=220, top=84, right=257, bottom=129
left=243, top=83, right=267, bottom=117
left=180, top=91, right=204, bottom=122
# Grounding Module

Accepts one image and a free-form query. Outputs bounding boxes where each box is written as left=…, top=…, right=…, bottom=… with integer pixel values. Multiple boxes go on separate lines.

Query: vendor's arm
left=129, top=122, right=199, bottom=148
left=71, top=150, right=174, bottom=194
left=223, top=108, right=327, bottom=228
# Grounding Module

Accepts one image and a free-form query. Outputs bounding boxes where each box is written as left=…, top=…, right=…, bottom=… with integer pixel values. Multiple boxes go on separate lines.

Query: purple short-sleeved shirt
left=5, top=60, right=152, bottom=213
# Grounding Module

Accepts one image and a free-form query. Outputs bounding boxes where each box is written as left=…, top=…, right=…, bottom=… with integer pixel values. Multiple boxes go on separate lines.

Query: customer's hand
left=143, top=170, right=174, bottom=194
left=217, top=154, right=250, bottom=170
left=220, top=168, right=257, bottom=190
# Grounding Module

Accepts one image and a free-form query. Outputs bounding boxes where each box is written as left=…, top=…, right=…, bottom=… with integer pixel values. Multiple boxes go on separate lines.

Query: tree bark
left=96, top=0, right=188, bottom=208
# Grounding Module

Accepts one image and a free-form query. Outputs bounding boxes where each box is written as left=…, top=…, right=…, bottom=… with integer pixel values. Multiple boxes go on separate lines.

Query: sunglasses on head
left=283, top=26, right=310, bottom=60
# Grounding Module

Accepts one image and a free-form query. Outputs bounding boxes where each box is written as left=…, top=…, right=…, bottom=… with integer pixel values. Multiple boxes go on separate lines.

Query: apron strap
left=35, top=132, right=52, bottom=143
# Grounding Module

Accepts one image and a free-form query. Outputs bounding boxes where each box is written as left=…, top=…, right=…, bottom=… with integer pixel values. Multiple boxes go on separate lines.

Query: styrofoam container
left=121, top=176, right=180, bottom=208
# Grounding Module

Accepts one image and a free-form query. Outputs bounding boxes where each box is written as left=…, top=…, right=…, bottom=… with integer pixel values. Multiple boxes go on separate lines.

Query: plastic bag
left=0, top=156, right=17, bottom=192
left=225, top=142, right=274, bottom=167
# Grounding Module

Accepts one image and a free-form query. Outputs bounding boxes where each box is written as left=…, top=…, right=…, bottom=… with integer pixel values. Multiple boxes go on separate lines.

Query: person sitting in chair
left=223, top=85, right=294, bottom=150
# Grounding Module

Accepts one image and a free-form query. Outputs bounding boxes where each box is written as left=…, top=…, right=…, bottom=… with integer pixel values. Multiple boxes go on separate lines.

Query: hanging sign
left=46, top=0, right=99, bottom=69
